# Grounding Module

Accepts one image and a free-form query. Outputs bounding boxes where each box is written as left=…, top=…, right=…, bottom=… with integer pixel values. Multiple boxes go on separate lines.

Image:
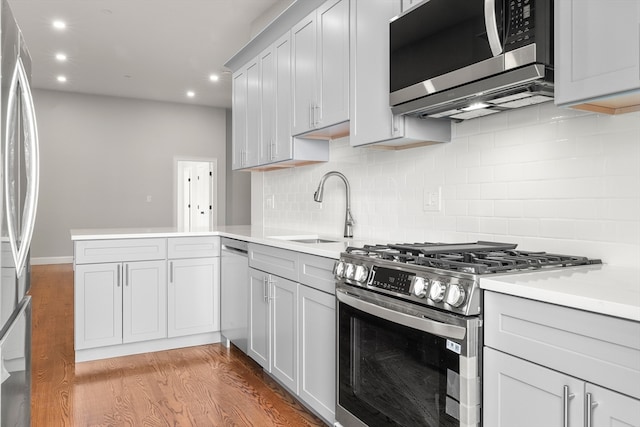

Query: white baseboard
left=32, top=256, right=73, bottom=265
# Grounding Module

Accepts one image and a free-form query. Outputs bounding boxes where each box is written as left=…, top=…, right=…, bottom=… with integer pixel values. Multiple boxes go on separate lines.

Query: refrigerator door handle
left=4, top=56, right=40, bottom=278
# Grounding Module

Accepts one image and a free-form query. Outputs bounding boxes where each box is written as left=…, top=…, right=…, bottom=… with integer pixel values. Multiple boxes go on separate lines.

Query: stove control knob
left=334, top=261, right=345, bottom=278
left=446, top=284, right=466, bottom=308
left=413, top=277, right=428, bottom=298
left=345, top=263, right=356, bottom=280
left=354, top=265, right=369, bottom=283
left=428, top=280, right=446, bottom=302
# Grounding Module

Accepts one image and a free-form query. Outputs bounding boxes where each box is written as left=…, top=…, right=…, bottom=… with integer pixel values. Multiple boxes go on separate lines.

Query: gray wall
left=31, top=89, right=227, bottom=260
left=224, top=109, right=251, bottom=225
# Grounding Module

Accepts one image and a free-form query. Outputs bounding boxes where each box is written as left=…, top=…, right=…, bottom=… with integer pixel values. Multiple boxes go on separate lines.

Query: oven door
left=335, top=287, right=481, bottom=427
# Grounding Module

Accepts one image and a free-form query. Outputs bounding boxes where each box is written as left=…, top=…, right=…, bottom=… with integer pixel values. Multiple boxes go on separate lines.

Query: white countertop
left=71, top=226, right=640, bottom=321
left=481, top=264, right=640, bottom=321
left=70, top=225, right=370, bottom=260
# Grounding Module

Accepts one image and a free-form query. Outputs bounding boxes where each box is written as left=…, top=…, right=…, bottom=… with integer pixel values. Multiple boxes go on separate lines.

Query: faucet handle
left=347, top=210, right=355, bottom=225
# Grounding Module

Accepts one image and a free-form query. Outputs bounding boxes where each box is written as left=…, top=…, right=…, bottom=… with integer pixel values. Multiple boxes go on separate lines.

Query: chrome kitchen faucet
left=313, top=171, right=354, bottom=238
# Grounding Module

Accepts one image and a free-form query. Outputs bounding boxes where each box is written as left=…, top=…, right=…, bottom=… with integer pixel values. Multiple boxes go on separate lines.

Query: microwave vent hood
left=391, top=63, right=554, bottom=121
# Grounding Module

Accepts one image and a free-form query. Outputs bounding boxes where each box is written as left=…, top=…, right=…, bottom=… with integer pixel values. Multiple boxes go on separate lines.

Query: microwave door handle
left=336, top=288, right=466, bottom=340
left=485, top=0, right=503, bottom=56
left=14, top=57, right=40, bottom=278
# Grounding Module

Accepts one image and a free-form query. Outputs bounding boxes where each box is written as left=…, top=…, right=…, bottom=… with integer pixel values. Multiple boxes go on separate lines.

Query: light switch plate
left=423, top=186, right=441, bottom=212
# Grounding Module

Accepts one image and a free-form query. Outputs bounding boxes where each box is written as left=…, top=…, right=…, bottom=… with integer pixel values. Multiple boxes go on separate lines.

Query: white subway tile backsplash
left=508, top=218, right=539, bottom=236
left=494, top=200, right=524, bottom=217
left=540, top=219, right=576, bottom=239
left=257, top=106, right=640, bottom=267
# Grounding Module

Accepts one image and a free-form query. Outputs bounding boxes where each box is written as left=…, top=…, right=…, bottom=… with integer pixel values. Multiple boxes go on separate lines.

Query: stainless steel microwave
left=390, top=0, right=554, bottom=120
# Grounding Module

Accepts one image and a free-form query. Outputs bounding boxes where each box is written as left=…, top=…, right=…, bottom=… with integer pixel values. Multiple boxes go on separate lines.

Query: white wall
left=255, top=103, right=640, bottom=267
left=32, top=89, right=227, bottom=260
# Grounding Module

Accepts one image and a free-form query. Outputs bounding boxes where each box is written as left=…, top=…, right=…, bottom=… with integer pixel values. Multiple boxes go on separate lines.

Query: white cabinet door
left=554, top=0, right=640, bottom=107
left=316, top=0, right=349, bottom=129
left=260, top=45, right=275, bottom=165
left=248, top=268, right=270, bottom=369
left=273, top=32, right=293, bottom=162
left=484, top=347, right=584, bottom=427
left=167, top=257, right=219, bottom=337
left=122, top=260, right=167, bottom=344
left=245, top=59, right=261, bottom=168
left=270, top=276, right=298, bottom=393
left=587, top=383, right=640, bottom=427
left=232, top=68, right=247, bottom=170
left=75, top=263, right=122, bottom=350
left=292, top=0, right=349, bottom=136
left=349, top=0, right=450, bottom=148
left=350, top=0, right=398, bottom=147
left=291, top=11, right=317, bottom=136
left=298, top=285, right=335, bottom=424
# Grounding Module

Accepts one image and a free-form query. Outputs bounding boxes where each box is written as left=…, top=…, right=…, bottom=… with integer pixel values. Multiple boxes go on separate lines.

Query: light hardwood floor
left=30, top=264, right=325, bottom=426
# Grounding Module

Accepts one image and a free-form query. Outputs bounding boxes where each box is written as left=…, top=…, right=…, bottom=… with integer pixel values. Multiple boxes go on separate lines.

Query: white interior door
left=176, top=160, right=217, bottom=230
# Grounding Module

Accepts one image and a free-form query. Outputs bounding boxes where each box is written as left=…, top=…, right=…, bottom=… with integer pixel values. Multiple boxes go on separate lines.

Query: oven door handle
left=336, top=289, right=467, bottom=340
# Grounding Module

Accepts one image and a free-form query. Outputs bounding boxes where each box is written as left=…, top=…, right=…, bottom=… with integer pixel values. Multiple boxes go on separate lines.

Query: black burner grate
left=345, top=242, right=601, bottom=274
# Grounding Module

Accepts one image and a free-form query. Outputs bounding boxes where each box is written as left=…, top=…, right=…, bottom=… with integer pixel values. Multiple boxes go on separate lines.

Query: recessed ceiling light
left=209, top=74, right=219, bottom=82
left=55, top=53, right=67, bottom=61
left=186, top=91, right=195, bottom=98
left=57, top=75, right=67, bottom=83
left=52, top=20, right=66, bottom=30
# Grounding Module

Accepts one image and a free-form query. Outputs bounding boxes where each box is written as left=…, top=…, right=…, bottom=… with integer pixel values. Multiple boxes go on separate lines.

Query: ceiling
left=8, top=0, right=288, bottom=108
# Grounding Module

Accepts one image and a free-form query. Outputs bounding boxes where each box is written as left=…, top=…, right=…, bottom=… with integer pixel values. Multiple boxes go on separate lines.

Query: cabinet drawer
left=298, top=253, right=336, bottom=295
left=168, top=236, right=220, bottom=259
left=485, top=291, right=640, bottom=399
left=75, top=238, right=167, bottom=264
left=248, top=244, right=298, bottom=282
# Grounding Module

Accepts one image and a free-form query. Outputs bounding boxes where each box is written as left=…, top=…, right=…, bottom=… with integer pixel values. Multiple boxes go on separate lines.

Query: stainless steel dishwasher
left=220, top=237, right=248, bottom=353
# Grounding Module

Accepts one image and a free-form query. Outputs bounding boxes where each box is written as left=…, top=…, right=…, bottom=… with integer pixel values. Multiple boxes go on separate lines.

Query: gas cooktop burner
left=337, top=241, right=602, bottom=316
left=345, top=241, right=600, bottom=274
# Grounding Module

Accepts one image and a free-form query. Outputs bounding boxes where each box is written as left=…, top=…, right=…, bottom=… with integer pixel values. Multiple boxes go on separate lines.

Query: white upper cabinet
left=261, top=33, right=294, bottom=165
left=245, top=59, right=262, bottom=168
left=232, top=68, right=247, bottom=170
left=292, top=0, right=350, bottom=137
left=349, top=0, right=450, bottom=149
left=259, top=46, right=275, bottom=165
left=554, top=0, right=640, bottom=114
left=231, top=29, right=329, bottom=171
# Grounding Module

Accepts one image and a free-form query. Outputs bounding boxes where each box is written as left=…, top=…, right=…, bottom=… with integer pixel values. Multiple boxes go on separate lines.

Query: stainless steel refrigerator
left=0, top=0, right=40, bottom=425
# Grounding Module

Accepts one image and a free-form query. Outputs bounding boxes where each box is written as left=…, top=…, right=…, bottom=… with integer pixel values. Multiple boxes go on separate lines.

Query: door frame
left=173, top=157, right=218, bottom=229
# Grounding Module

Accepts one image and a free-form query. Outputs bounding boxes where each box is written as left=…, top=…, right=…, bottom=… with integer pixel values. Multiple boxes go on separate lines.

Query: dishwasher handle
left=221, top=245, right=248, bottom=256
left=221, top=237, right=248, bottom=255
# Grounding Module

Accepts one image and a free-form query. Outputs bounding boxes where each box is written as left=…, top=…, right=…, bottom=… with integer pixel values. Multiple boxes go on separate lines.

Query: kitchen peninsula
left=71, top=225, right=349, bottom=424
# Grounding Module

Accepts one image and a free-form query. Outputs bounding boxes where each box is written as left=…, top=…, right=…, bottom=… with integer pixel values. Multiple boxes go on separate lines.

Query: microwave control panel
left=505, top=0, right=535, bottom=49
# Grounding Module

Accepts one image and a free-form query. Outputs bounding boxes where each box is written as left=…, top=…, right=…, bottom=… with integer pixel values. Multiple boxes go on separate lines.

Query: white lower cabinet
left=248, top=268, right=270, bottom=367
left=168, top=257, right=220, bottom=337
left=74, top=236, right=221, bottom=362
left=483, top=291, right=640, bottom=427
left=485, top=347, right=640, bottom=427
left=247, top=244, right=336, bottom=424
left=271, top=275, right=298, bottom=392
left=75, top=260, right=166, bottom=350
left=298, top=284, right=335, bottom=423
left=247, top=267, right=298, bottom=392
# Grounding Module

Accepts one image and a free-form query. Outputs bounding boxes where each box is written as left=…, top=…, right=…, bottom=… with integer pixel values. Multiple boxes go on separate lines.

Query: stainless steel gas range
left=333, top=241, right=601, bottom=427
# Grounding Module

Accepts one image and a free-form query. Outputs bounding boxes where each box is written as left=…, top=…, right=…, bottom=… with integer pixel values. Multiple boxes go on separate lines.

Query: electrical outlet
left=423, top=186, right=441, bottom=212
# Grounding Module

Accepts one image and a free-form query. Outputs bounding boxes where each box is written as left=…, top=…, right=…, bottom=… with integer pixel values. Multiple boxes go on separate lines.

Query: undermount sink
left=289, top=238, right=339, bottom=244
